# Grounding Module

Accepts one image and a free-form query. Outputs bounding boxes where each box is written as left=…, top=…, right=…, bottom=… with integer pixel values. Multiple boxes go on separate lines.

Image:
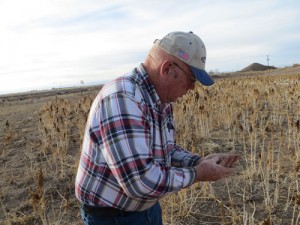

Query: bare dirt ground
left=0, top=66, right=300, bottom=225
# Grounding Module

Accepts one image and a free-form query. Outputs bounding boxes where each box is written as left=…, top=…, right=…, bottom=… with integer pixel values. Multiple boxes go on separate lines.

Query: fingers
left=213, top=155, right=240, bottom=178
left=216, top=154, right=241, bottom=168
left=211, top=160, right=236, bottom=180
left=205, top=154, right=237, bottom=167
left=194, top=154, right=241, bottom=182
left=194, top=156, right=239, bottom=182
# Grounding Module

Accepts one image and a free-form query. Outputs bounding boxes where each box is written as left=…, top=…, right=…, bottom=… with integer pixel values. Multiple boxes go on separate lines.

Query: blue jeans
left=80, top=203, right=163, bottom=225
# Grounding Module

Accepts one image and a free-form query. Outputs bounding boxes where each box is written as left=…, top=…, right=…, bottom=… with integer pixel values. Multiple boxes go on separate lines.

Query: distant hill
left=240, top=63, right=276, bottom=72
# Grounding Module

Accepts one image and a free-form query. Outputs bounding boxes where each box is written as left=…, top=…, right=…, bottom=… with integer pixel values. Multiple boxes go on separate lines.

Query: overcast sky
left=1, top=0, right=300, bottom=94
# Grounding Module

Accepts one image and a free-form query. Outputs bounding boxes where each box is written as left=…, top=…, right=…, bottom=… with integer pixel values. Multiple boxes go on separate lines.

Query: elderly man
left=75, top=31, right=240, bottom=225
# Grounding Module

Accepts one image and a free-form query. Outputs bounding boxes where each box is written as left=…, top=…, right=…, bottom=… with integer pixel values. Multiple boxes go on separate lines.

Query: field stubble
left=0, top=72, right=299, bottom=225
left=166, top=73, right=300, bottom=224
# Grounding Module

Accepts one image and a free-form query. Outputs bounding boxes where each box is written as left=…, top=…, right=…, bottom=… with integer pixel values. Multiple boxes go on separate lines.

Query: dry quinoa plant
left=28, top=167, right=48, bottom=224
left=38, top=95, right=94, bottom=174
left=163, top=73, right=300, bottom=224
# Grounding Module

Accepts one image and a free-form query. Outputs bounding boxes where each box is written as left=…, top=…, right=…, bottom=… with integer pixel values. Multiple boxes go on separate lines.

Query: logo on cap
left=178, top=50, right=190, bottom=61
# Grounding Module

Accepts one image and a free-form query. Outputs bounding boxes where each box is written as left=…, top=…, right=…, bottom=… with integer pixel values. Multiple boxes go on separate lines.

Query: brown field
left=0, top=66, right=300, bottom=225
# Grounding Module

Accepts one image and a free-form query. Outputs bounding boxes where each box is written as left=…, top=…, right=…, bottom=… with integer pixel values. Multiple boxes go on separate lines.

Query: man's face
left=164, top=60, right=197, bottom=103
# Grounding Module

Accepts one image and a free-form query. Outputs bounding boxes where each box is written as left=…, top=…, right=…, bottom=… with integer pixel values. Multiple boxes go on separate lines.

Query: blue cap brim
left=190, top=66, right=214, bottom=86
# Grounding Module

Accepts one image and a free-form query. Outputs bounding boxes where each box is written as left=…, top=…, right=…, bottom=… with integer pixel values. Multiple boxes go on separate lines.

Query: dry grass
left=0, top=69, right=299, bottom=224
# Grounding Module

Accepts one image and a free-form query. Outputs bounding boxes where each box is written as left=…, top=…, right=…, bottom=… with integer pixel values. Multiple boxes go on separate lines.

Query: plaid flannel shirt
left=75, top=64, right=200, bottom=211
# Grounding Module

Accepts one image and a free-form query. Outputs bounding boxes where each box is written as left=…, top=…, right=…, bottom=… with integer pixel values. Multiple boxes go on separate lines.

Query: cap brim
left=190, top=66, right=214, bottom=86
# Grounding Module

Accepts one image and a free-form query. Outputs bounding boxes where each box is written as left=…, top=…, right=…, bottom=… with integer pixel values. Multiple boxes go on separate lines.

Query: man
left=75, top=31, right=240, bottom=225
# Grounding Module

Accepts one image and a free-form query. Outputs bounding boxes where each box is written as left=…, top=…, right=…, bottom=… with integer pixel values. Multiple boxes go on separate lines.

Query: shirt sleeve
left=95, top=92, right=196, bottom=199
left=170, top=145, right=201, bottom=167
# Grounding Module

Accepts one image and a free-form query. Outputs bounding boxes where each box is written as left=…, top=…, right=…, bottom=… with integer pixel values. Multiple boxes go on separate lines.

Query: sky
left=1, top=0, right=300, bottom=95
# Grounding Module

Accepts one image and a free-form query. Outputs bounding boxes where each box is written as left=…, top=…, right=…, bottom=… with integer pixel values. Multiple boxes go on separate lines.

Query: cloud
left=0, top=0, right=300, bottom=94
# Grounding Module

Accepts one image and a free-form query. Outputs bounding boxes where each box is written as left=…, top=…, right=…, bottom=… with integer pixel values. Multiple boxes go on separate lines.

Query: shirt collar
left=136, top=64, right=163, bottom=107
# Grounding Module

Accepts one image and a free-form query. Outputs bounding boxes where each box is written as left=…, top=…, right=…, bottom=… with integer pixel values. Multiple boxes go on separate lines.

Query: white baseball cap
left=154, top=31, right=214, bottom=86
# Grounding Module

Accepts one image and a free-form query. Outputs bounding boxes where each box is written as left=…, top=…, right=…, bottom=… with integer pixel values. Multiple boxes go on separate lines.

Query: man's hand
left=193, top=154, right=241, bottom=182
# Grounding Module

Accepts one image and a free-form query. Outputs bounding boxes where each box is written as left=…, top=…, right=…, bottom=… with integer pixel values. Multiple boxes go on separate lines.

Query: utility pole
left=266, top=55, right=270, bottom=66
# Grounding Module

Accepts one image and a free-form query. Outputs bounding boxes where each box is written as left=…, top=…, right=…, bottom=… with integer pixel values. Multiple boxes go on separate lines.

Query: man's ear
left=160, top=60, right=173, bottom=76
